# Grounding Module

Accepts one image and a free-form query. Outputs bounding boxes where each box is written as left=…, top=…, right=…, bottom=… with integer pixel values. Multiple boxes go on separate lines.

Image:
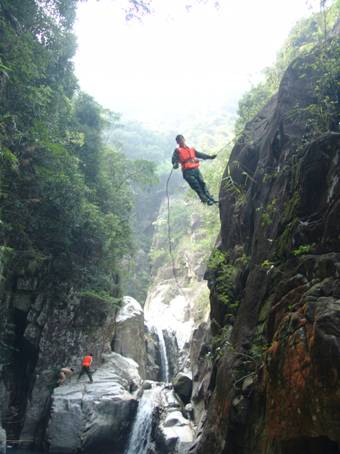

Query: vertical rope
left=165, top=168, right=187, bottom=300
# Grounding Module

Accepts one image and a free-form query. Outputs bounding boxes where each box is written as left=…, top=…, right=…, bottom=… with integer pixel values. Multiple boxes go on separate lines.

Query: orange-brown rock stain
left=264, top=310, right=340, bottom=446
left=265, top=316, right=313, bottom=440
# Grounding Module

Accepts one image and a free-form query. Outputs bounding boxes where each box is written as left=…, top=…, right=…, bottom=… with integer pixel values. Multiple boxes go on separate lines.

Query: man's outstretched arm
left=195, top=150, right=217, bottom=160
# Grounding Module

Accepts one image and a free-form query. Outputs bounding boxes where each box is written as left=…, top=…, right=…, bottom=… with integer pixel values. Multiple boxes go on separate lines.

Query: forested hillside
left=0, top=0, right=157, bottom=446
left=0, top=0, right=155, bottom=305
left=0, top=0, right=339, bottom=453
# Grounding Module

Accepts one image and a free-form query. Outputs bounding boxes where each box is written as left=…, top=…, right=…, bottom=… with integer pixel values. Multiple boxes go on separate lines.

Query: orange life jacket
left=177, top=146, right=200, bottom=170
left=82, top=355, right=92, bottom=367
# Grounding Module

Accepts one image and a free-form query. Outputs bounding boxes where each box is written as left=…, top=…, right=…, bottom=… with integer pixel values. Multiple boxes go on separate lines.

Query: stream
left=124, top=386, right=161, bottom=454
left=155, top=325, right=170, bottom=383
left=124, top=319, right=170, bottom=454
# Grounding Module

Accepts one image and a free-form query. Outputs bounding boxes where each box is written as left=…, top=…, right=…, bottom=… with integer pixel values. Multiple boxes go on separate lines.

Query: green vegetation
left=211, top=325, right=232, bottom=360
left=0, top=0, right=155, bottom=301
left=261, top=259, right=275, bottom=271
left=289, top=37, right=340, bottom=141
left=292, top=244, right=315, bottom=256
left=257, top=198, right=278, bottom=228
left=208, top=248, right=241, bottom=313
left=235, top=0, right=340, bottom=135
left=78, top=290, right=121, bottom=308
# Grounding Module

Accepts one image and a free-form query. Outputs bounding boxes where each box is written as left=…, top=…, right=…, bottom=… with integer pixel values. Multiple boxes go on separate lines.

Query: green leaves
left=0, top=146, right=18, bottom=169
left=235, top=0, right=340, bottom=134
left=0, top=0, right=158, bottom=301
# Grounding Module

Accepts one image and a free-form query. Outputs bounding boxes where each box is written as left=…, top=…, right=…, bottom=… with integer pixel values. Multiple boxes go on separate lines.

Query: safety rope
left=165, top=168, right=188, bottom=301
left=164, top=138, right=237, bottom=298
left=213, top=137, right=235, bottom=157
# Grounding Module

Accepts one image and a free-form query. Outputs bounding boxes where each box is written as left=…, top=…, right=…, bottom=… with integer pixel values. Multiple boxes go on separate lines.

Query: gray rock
left=46, top=352, right=141, bottom=452
left=173, top=373, right=193, bottom=405
left=241, top=375, right=254, bottom=394
left=143, top=380, right=154, bottom=390
left=184, top=403, right=194, bottom=420
left=145, top=323, right=162, bottom=381
left=113, top=296, right=147, bottom=379
left=0, top=427, right=5, bottom=454
left=18, top=289, right=117, bottom=448
left=163, top=410, right=189, bottom=427
left=190, top=29, right=340, bottom=454
left=153, top=387, right=195, bottom=454
left=189, top=322, right=212, bottom=425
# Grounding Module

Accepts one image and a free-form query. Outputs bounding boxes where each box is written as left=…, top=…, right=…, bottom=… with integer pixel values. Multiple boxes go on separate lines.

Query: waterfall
left=125, top=387, right=160, bottom=454
left=155, top=324, right=170, bottom=383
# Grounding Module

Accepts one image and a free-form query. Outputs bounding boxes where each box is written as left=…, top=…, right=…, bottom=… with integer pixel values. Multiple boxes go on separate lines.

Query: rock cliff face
left=0, top=273, right=118, bottom=448
left=113, top=296, right=147, bottom=378
left=191, top=37, right=340, bottom=453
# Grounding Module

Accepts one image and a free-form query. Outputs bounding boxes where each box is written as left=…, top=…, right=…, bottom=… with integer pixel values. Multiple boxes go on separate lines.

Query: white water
left=144, top=282, right=196, bottom=350
left=155, top=324, right=170, bottom=383
left=125, top=387, right=160, bottom=454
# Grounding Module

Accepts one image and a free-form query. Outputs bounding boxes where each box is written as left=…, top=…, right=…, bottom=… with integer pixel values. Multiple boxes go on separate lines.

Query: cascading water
left=124, top=321, right=171, bottom=453
left=125, top=386, right=161, bottom=454
left=155, top=325, right=170, bottom=383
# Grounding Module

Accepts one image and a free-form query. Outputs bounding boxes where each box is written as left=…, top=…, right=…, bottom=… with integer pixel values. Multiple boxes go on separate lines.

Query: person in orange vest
left=172, top=135, right=217, bottom=205
left=78, top=353, right=94, bottom=383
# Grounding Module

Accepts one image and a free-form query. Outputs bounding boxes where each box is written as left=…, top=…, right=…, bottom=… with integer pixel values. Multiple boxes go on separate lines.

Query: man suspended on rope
left=172, top=135, right=217, bottom=205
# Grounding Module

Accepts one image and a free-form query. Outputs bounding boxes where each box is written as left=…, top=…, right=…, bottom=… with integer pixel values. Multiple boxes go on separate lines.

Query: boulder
left=113, top=296, right=147, bottom=379
left=163, top=410, right=189, bottom=427
left=184, top=403, right=194, bottom=420
left=145, top=323, right=162, bottom=381
left=46, top=352, right=141, bottom=452
left=143, top=380, right=153, bottom=390
left=173, top=373, right=193, bottom=405
left=0, top=427, right=5, bottom=454
left=153, top=387, right=195, bottom=454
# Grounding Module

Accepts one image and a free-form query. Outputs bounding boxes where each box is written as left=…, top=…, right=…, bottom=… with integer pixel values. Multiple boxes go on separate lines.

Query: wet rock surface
left=0, top=427, right=5, bottom=454
left=46, top=353, right=141, bottom=453
left=153, top=386, right=195, bottom=454
left=191, top=33, right=340, bottom=454
left=173, top=373, right=193, bottom=405
left=145, top=323, right=162, bottom=381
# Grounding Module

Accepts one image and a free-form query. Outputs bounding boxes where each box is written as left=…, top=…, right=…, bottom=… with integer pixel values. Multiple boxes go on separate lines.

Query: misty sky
left=73, top=0, right=319, bottom=128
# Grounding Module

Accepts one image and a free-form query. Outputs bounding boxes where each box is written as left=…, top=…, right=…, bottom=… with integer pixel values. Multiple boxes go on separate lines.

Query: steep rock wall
left=191, top=36, right=340, bottom=454
left=0, top=266, right=118, bottom=448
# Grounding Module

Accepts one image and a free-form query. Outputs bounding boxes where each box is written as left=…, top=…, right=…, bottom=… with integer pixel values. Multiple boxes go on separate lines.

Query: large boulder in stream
left=153, top=386, right=195, bottom=454
left=46, top=352, right=141, bottom=453
left=173, top=372, right=193, bottom=405
left=113, top=296, right=147, bottom=378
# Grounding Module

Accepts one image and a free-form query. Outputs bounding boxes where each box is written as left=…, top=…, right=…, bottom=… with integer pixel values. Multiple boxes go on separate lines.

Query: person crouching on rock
left=78, top=353, right=94, bottom=383
left=58, top=367, right=74, bottom=386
